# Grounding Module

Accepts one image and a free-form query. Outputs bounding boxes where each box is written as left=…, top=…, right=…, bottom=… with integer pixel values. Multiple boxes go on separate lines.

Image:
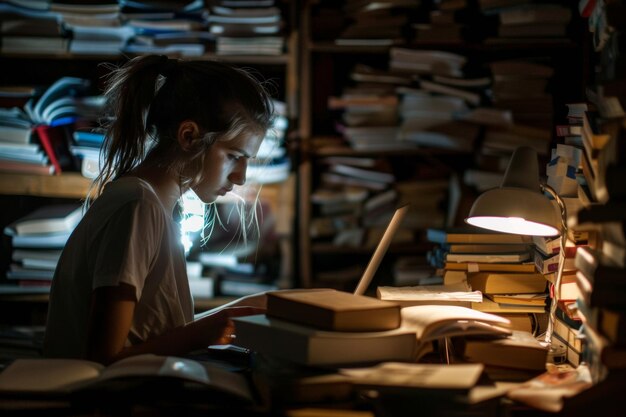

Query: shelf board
left=311, top=146, right=469, bottom=157
left=308, top=137, right=470, bottom=157
left=0, top=172, right=91, bottom=199
left=0, top=52, right=290, bottom=65
left=308, top=39, right=578, bottom=53
left=309, top=42, right=391, bottom=54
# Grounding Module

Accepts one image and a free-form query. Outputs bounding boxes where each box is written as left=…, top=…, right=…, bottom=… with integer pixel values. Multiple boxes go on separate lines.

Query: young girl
left=43, top=55, right=274, bottom=364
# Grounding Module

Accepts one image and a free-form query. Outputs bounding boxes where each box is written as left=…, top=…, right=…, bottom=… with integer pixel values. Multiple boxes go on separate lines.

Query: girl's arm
left=85, top=283, right=263, bottom=365
left=194, top=291, right=268, bottom=320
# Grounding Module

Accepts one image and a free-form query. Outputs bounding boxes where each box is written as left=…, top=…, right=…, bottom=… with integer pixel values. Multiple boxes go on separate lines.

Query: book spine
left=35, top=125, right=63, bottom=175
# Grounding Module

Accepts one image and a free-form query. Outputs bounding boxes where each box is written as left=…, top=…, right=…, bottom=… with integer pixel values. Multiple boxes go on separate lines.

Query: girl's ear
left=177, top=120, right=201, bottom=152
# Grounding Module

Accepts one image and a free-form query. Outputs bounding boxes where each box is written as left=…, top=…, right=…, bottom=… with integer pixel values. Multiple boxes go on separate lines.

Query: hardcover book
left=4, top=204, right=82, bottom=236
left=459, top=330, right=549, bottom=371
left=467, top=271, right=547, bottom=294
left=266, top=289, right=402, bottom=332
left=233, top=314, right=417, bottom=366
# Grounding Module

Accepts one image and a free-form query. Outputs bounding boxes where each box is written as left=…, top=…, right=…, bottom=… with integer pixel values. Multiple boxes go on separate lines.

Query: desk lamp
left=465, top=146, right=568, bottom=361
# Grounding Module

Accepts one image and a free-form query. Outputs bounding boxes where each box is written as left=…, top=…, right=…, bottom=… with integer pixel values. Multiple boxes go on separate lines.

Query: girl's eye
left=229, top=154, right=241, bottom=161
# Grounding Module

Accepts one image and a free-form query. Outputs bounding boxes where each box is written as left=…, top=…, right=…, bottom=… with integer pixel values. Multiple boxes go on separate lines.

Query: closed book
left=487, top=293, right=547, bottom=307
left=4, top=204, right=82, bottom=236
left=10, top=231, right=71, bottom=249
left=445, top=262, right=536, bottom=273
left=266, top=289, right=401, bottom=332
left=599, top=309, right=626, bottom=346
left=448, top=243, right=532, bottom=254
left=233, top=315, right=417, bottom=366
left=460, top=330, right=548, bottom=371
left=579, top=312, right=626, bottom=371
left=427, top=228, right=532, bottom=245
left=0, top=159, right=54, bottom=175
left=35, top=124, right=74, bottom=174
left=467, top=271, right=547, bottom=294
left=445, top=252, right=530, bottom=263
left=575, top=246, right=626, bottom=288
left=576, top=271, right=626, bottom=309
left=553, top=316, right=583, bottom=353
left=533, top=250, right=577, bottom=274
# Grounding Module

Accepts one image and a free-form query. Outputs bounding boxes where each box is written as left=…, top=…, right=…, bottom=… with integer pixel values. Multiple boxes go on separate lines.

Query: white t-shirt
left=43, top=177, right=193, bottom=359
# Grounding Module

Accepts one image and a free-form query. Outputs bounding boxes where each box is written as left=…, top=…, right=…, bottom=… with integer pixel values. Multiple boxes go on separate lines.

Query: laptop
left=353, top=205, right=409, bottom=296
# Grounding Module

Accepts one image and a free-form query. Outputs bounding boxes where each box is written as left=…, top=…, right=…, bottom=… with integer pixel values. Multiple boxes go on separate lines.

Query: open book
left=399, top=305, right=512, bottom=342
left=0, top=354, right=254, bottom=404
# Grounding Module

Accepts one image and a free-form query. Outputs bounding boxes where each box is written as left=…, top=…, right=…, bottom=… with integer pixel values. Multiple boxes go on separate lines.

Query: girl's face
left=191, top=131, right=264, bottom=204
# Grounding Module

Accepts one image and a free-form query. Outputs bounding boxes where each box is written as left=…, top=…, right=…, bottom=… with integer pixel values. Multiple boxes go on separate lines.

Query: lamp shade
left=465, top=146, right=560, bottom=236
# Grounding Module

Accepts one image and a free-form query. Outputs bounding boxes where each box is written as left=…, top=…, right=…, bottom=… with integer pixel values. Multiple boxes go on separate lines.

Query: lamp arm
left=539, top=183, right=569, bottom=350
left=540, top=184, right=569, bottom=240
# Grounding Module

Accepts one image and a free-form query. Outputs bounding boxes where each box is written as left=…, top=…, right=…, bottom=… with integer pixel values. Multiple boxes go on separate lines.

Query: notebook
left=353, top=205, right=409, bottom=296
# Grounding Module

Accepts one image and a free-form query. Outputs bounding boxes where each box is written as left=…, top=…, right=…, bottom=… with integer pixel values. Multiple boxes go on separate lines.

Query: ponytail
left=89, top=55, right=164, bottom=203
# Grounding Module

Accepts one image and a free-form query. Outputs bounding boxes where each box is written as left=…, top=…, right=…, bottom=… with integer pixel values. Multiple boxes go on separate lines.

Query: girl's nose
left=228, top=160, right=247, bottom=186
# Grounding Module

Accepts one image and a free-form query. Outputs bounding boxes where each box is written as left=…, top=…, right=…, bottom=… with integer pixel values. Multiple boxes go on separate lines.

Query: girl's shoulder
left=91, top=177, right=164, bottom=215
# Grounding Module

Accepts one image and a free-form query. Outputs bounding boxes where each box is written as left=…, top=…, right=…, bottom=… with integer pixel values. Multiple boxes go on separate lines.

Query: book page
left=400, top=305, right=512, bottom=341
left=99, top=355, right=209, bottom=385
left=99, top=354, right=254, bottom=402
left=377, top=283, right=482, bottom=303
left=340, top=362, right=484, bottom=391
left=0, top=359, right=103, bottom=392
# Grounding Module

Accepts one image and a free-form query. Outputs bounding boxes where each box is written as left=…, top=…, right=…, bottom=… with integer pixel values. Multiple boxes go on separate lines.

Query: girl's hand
left=201, top=306, right=265, bottom=346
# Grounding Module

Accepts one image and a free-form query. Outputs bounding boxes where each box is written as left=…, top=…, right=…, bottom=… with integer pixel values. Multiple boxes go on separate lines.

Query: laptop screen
left=353, top=205, right=409, bottom=296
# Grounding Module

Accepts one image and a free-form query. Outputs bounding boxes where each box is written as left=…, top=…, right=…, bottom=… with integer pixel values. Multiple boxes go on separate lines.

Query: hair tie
left=159, top=56, right=179, bottom=78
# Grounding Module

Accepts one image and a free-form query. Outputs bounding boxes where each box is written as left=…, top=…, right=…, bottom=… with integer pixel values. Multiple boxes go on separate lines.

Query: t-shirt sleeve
left=90, top=200, right=165, bottom=301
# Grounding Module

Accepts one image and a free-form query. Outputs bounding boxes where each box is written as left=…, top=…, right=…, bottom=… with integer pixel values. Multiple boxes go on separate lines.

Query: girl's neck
left=125, top=163, right=183, bottom=215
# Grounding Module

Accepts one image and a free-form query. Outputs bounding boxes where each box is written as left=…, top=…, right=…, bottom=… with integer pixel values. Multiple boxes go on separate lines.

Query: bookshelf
left=296, top=0, right=587, bottom=289
left=0, top=1, right=300, bottom=300
left=0, top=173, right=91, bottom=199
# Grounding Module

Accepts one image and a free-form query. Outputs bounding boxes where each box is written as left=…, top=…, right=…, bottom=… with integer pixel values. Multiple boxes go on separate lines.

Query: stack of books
left=412, top=0, right=474, bottom=43
left=556, top=94, right=626, bottom=376
left=479, top=0, right=573, bottom=43
left=0, top=76, right=103, bottom=176
left=2, top=203, right=82, bottom=294
left=51, top=0, right=128, bottom=55
left=488, top=58, right=557, bottom=132
left=426, top=227, right=549, bottom=334
left=455, top=329, right=549, bottom=381
left=334, top=0, right=421, bottom=46
left=246, top=100, right=290, bottom=185
left=329, top=72, right=403, bottom=151
left=208, top=2, right=285, bottom=55
left=198, top=248, right=279, bottom=299
left=233, top=288, right=513, bottom=366
left=69, top=130, right=105, bottom=179
left=122, top=0, right=210, bottom=56
left=0, top=1, right=69, bottom=55
left=574, top=247, right=626, bottom=382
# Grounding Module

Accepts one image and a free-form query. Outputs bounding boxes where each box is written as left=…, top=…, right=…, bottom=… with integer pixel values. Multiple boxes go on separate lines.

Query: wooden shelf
left=0, top=172, right=91, bottom=199
left=0, top=52, right=290, bottom=65
left=308, top=39, right=578, bottom=54
left=308, top=42, right=391, bottom=54
left=307, top=136, right=471, bottom=157
left=311, top=146, right=469, bottom=157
